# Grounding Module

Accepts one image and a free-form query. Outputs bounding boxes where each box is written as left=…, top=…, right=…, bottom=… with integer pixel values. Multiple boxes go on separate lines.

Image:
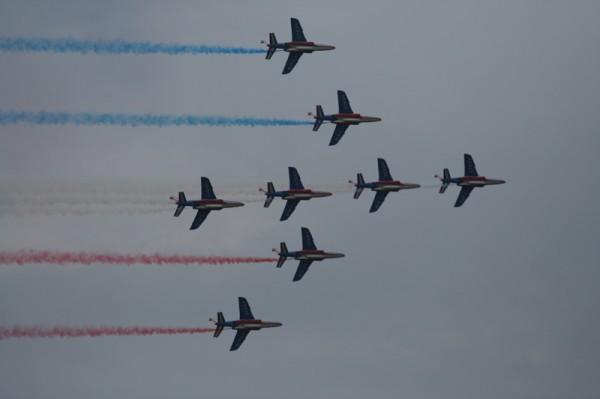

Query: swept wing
left=369, top=191, right=389, bottom=213
left=293, top=259, right=313, bottom=282
left=454, top=186, right=474, bottom=208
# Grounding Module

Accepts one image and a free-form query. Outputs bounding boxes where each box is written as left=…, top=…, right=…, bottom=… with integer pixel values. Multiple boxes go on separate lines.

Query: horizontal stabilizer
left=174, top=205, right=185, bottom=217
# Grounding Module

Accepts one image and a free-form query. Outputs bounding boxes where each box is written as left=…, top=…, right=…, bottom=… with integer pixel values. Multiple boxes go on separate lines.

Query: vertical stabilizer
left=438, top=169, right=450, bottom=194
left=312, top=105, right=324, bottom=131
left=353, top=173, right=365, bottom=199
left=276, top=242, right=288, bottom=268
left=213, top=312, right=225, bottom=338
left=264, top=182, right=275, bottom=208
left=265, top=33, right=277, bottom=59
left=174, top=192, right=186, bottom=217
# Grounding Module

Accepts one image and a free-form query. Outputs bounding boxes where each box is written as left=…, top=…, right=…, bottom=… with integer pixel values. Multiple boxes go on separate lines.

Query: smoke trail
left=0, top=325, right=214, bottom=340
left=0, top=205, right=170, bottom=217
left=0, top=37, right=265, bottom=55
left=0, top=111, right=312, bottom=127
left=0, top=250, right=277, bottom=265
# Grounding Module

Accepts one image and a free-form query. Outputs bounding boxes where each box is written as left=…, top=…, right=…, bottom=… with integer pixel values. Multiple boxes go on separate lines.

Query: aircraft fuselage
left=281, top=250, right=345, bottom=261
left=215, top=320, right=283, bottom=331
left=284, top=41, right=335, bottom=53
left=449, top=177, right=506, bottom=187
left=270, top=189, right=332, bottom=201
left=359, top=180, right=421, bottom=192
left=318, top=113, right=382, bottom=125
left=176, top=199, right=244, bottom=211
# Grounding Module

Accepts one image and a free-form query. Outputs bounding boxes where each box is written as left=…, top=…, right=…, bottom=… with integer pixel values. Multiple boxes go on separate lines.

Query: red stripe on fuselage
left=298, top=250, right=325, bottom=254
left=197, top=199, right=224, bottom=204
left=288, top=41, right=315, bottom=45
left=287, top=189, right=312, bottom=194
left=375, top=181, right=401, bottom=185
left=333, top=114, right=362, bottom=118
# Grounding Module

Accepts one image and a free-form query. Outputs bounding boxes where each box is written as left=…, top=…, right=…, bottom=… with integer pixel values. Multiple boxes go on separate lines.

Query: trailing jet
left=273, top=227, right=344, bottom=282
left=351, top=158, right=420, bottom=213
left=435, top=153, right=506, bottom=207
left=262, top=17, right=335, bottom=74
left=210, top=297, right=282, bottom=351
left=309, top=90, right=382, bottom=146
left=260, top=167, right=332, bottom=221
left=170, top=177, right=244, bottom=230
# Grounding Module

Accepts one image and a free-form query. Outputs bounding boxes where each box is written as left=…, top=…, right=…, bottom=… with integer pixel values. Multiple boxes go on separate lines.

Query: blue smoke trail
left=0, top=37, right=266, bottom=55
left=0, top=111, right=312, bottom=127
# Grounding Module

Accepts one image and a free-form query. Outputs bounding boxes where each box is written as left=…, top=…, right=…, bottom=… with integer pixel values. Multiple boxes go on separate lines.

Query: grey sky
left=1, top=1, right=600, bottom=398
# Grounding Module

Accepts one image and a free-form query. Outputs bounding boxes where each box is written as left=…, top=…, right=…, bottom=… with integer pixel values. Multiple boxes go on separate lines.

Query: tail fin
left=174, top=192, right=186, bottom=217
left=265, top=33, right=277, bottom=59
left=276, top=242, right=288, bottom=268
left=353, top=173, right=365, bottom=199
left=437, top=169, right=450, bottom=194
left=213, top=312, right=225, bottom=338
left=312, top=105, right=324, bottom=131
left=263, top=182, right=275, bottom=208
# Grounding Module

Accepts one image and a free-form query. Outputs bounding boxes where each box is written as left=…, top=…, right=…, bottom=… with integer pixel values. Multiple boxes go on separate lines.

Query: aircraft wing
left=464, top=154, right=479, bottom=177
left=280, top=200, right=300, bottom=221
left=377, top=158, right=393, bottom=181
left=282, top=52, right=302, bottom=74
left=288, top=167, right=304, bottom=189
left=369, top=191, right=389, bottom=213
left=238, top=297, right=255, bottom=320
left=329, top=124, right=349, bottom=146
left=290, top=18, right=307, bottom=42
left=190, top=209, right=210, bottom=230
left=454, top=186, right=474, bottom=207
left=337, top=90, right=353, bottom=114
left=230, top=330, right=250, bottom=351
left=201, top=177, right=217, bottom=200
left=293, top=260, right=313, bottom=282
left=301, top=227, right=317, bottom=250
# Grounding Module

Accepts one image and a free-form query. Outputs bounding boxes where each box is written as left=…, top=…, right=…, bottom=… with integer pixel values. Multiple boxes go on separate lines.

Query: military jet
left=170, top=177, right=244, bottom=230
left=351, top=158, right=420, bottom=213
left=210, top=297, right=282, bottom=351
left=309, top=90, right=382, bottom=146
left=435, top=153, right=506, bottom=207
left=262, top=18, right=335, bottom=74
left=273, top=227, right=344, bottom=282
left=260, top=167, right=332, bottom=221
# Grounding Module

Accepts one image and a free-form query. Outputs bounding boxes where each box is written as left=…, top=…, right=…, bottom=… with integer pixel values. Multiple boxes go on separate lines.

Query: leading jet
left=310, top=90, right=382, bottom=146
left=170, top=177, right=244, bottom=230
left=273, top=227, right=344, bottom=282
left=351, top=158, right=421, bottom=213
left=260, top=167, right=332, bottom=221
left=210, top=297, right=282, bottom=351
left=435, top=153, right=506, bottom=207
left=262, top=18, right=335, bottom=74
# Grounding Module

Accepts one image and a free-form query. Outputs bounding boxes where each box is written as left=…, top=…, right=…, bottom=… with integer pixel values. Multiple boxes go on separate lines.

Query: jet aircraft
left=351, top=158, right=421, bottom=213
left=273, top=227, right=344, bottom=282
left=211, top=297, right=282, bottom=351
left=309, top=90, right=382, bottom=146
left=435, top=153, right=506, bottom=207
left=260, top=167, right=332, bottom=221
left=170, top=177, right=244, bottom=230
left=262, top=18, right=335, bottom=74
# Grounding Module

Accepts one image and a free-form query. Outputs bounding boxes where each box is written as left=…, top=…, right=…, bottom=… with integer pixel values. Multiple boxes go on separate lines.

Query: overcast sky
left=1, top=1, right=600, bottom=398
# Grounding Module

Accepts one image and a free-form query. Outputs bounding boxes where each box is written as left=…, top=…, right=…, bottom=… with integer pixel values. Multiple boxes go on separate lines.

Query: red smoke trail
left=0, top=250, right=277, bottom=265
left=0, top=325, right=214, bottom=340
